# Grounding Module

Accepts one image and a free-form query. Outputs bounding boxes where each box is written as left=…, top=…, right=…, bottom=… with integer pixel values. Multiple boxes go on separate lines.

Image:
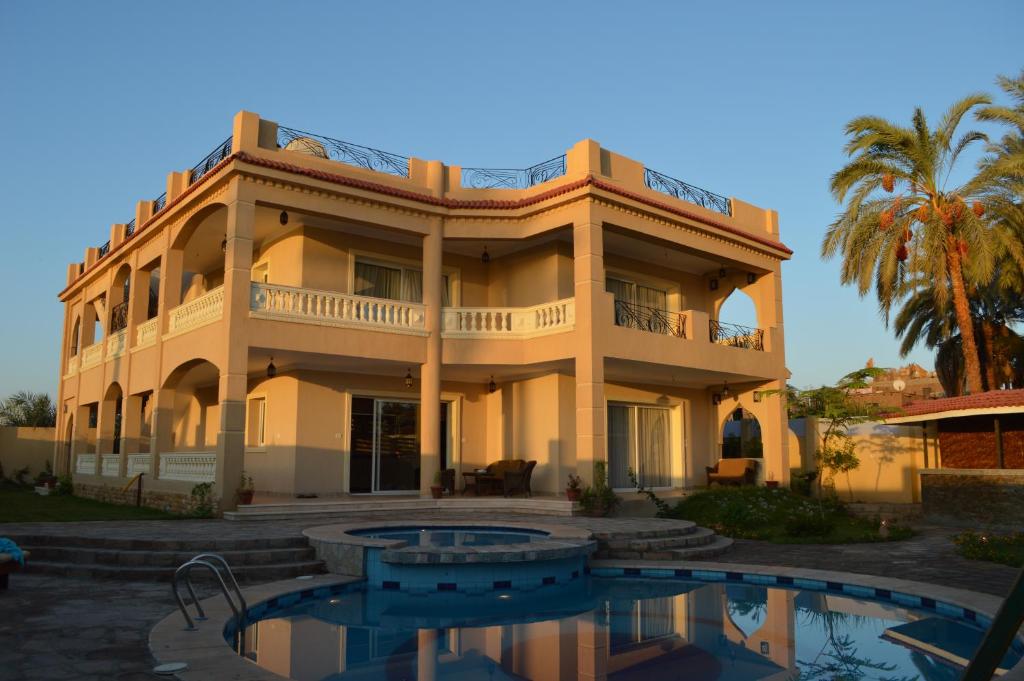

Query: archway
left=721, top=407, right=762, bottom=459
left=716, top=287, right=758, bottom=329
left=156, top=358, right=222, bottom=486
left=59, top=415, right=74, bottom=475
left=172, top=205, right=229, bottom=305
left=101, top=382, right=124, bottom=457
left=109, top=264, right=132, bottom=334
left=69, top=317, right=80, bottom=357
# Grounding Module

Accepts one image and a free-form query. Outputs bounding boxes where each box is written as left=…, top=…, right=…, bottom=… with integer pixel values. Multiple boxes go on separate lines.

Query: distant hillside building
left=849, top=359, right=945, bottom=410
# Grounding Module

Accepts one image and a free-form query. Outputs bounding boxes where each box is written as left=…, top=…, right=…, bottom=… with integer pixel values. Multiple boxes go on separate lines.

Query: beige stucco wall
left=0, top=426, right=57, bottom=478
left=790, top=417, right=934, bottom=503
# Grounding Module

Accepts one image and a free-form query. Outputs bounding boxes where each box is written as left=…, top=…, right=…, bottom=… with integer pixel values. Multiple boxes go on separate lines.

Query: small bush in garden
left=953, top=531, right=1024, bottom=567
left=189, top=482, right=216, bottom=518
left=55, top=474, right=73, bottom=496
left=783, top=515, right=835, bottom=537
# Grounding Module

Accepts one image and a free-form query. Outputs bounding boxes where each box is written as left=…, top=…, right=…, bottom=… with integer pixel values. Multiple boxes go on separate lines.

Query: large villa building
left=55, top=111, right=792, bottom=512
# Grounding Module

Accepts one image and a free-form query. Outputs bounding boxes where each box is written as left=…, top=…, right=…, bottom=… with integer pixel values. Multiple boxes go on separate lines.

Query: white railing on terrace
left=168, top=286, right=224, bottom=335
left=106, top=329, right=127, bottom=359
left=101, top=454, right=121, bottom=477
left=75, top=453, right=96, bottom=475
left=136, top=318, right=158, bottom=348
left=442, top=298, right=575, bottom=338
left=126, top=454, right=151, bottom=476
left=65, top=355, right=78, bottom=376
left=250, top=282, right=427, bottom=334
left=159, top=452, right=216, bottom=482
left=80, top=342, right=103, bottom=370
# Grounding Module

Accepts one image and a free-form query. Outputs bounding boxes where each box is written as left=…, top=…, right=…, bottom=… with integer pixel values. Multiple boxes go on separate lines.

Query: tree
left=823, top=96, right=997, bottom=394
left=0, top=391, right=57, bottom=427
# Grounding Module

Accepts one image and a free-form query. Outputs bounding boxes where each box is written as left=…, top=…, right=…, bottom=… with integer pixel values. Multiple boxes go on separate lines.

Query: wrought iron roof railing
left=125, top=218, right=136, bottom=237
left=461, top=154, right=567, bottom=189
left=97, top=241, right=111, bottom=258
left=277, top=126, right=409, bottom=178
left=153, top=192, right=167, bottom=214
left=644, top=167, right=731, bottom=216
left=189, top=136, right=233, bottom=185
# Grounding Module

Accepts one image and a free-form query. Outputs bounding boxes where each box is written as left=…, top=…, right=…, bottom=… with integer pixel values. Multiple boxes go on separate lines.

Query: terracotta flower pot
left=430, top=486, right=443, bottom=499
left=566, top=488, right=582, bottom=502
left=238, top=489, right=255, bottom=505
left=765, top=480, right=779, bottom=489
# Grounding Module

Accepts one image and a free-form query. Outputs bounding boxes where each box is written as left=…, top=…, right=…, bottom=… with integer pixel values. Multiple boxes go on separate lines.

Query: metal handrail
left=171, top=554, right=246, bottom=634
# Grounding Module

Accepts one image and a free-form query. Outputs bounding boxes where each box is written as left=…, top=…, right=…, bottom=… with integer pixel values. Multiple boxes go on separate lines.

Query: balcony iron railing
left=125, top=218, right=136, bottom=237
left=153, top=192, right=167, bottom=214
left=277, top=126, right=409, bottom=178
left=189, top=136, right=233, bottom=185
left=644, top=168, right=732, bottom=216
left=109, top=301, right=128, bottom=333
left=97, top=241, right=111, bottom=258
left=614, top=301, right=686, bottom=338
left=710, top=319, right=764, bottom=351
left=461, top=155, right=567, bottom=189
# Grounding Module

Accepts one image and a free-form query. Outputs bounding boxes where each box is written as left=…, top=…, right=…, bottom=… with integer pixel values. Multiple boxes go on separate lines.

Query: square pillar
left=419, top=220, right=443, bottom=496
left=573, top=221, right=606, bottom=485
left=150, top=388, right=175, bottom=480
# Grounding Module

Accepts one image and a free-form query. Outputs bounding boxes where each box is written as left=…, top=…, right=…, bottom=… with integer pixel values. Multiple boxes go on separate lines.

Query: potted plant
left=578, top=462, right=621, bottom=517
left=765, top=472, right=779, bottom=489
left=566, top=474, right=583, bottom=502
left=430, top=470, right=444, bottom=499
left=237, top=471, right=255, bottom=505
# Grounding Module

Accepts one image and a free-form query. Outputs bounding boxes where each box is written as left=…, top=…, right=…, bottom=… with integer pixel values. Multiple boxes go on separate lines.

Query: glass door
left=608, top=403, right=671, bottom=490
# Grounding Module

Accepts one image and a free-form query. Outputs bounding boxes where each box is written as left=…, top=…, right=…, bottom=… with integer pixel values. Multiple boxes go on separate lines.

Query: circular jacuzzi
left=303, top=521, right=595, bottom=593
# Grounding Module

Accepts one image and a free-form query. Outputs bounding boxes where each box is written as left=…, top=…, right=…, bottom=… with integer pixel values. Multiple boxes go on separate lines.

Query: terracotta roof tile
left=891, top=389, right=1024, bottom=418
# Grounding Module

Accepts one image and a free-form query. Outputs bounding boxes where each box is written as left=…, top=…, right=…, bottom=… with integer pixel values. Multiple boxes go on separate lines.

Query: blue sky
left=0, top=1, right=1020, bottom=398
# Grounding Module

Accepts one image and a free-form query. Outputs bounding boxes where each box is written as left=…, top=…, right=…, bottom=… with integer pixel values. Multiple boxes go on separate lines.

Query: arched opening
left=109, top=264, right=132, bottom=334
left=721, top=407, right=762, bottom=459
left=69, top=317, right=80, bottom=356
left=156, top=359, right=221, bottom=484
left=717, top=287, right=759, bottom=329
left=101, top=382, right=124, bottom=456
left=174, top=206, right=228, bottom=305
left=60, top=416, right=74, bottom=475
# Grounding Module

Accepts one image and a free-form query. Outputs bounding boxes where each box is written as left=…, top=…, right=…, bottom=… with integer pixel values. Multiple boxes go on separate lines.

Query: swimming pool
left=231, top=573, right=1023, bottom=680
left=349, top=525, right=549, bottom=547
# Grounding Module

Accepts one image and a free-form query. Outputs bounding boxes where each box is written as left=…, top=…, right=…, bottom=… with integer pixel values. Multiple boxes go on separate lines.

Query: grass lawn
left=953, top=531, right=1024, bottom=567
left=0, top=485, right=181, bottom=522
left=656, top=487, right=914, bottom=544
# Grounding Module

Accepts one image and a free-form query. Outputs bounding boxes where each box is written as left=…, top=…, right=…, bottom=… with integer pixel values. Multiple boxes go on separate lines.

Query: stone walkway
left=0, top=516, right=1019, bottom=681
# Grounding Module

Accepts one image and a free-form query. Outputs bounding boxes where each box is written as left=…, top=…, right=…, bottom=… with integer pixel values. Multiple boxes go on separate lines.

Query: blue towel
left=0, top=538, right=25, bottom=566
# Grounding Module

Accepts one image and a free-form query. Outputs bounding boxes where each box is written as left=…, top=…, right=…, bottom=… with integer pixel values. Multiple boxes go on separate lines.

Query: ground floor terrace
left=59, top=348, right=788, bottom=512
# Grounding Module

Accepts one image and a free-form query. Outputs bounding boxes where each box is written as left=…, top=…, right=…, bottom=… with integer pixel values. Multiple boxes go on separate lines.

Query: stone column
left=416, top=628, right=439, bottom=681
left=158, top=248, right=184, bottom=334
left=72, top=404, right=92, bottom=475
left=419, top=220, right=443, bottom=496
left=119, top=393, right=144, bottom=477
left=576, top=610, right=608, bottom=681
left=573, top=220, right=606, bottom=486
left=214, top=198, right=254, bottom=512
left=150, top=388, right=175, bottom=480
left=95, top=394, right=118, bottom=475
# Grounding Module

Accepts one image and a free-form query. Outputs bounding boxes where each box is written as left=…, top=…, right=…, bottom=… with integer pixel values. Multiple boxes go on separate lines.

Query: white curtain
left=637, top=407, right=670, bottom=487
left=402, top=269, right=423, bottom=303
left=607, top=405, right=633, bottom=488
left=636, top=285, right=667, bottom=312
left=355, top=262, right=401, bottom=300
left=606, top=277, right=632, bottom=304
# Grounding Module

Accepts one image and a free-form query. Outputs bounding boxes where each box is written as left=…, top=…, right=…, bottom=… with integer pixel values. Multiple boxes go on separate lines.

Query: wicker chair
left=503, top=460, right=537, bottom=497
left=705, top=459, right=758, bottom=487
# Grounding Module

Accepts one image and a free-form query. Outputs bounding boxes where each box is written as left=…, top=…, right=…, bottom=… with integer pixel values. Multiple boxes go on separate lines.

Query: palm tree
left=0, top=391, right=57, bottom=427
left=823, top=95, right=996, bottom=394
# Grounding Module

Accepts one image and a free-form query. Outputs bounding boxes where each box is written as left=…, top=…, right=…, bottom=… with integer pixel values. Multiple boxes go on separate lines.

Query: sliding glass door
left=349, top=397, right=449, bottom=494
left=608, top=404, right=671, bottom=489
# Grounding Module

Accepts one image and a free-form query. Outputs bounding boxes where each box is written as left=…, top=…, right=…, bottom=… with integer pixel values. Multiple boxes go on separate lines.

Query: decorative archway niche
left=172, top=204, right=230, bottom=306
left=721, top=406, right=763, bottom=459
left=715, top=286, right=759, bottom=329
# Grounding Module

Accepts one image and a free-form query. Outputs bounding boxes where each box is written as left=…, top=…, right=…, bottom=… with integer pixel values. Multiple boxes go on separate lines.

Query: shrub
left=578, top=462, right=620, bottom=517
left=189, top=482, right=216, bottom=518
left=953, top=531, right=1024, bottom=567
left=783, top=515, right=835, bottom=537
left=55, top=474, right=73, bottom=496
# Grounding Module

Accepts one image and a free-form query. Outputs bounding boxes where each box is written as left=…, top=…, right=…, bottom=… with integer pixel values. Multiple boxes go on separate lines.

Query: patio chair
left=705, top=458, right=757, bottom=487
left=503, top=460, right=537, bottom=497
left=0, top=545, right=28, bottom=590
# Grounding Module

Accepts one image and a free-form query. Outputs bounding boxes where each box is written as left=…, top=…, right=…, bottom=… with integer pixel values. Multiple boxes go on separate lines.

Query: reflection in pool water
left=239, top=578, right=1020, bottom=681
left=349, top=526, right=547, bottom=547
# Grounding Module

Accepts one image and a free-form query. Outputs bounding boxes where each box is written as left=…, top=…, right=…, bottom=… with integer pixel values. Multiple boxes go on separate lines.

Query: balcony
left=126, top=454, right=151, bottom=476
left=80, top=342, right=103, bottom=370
left=106, top=329, right=127, bottom=359
left=65, top=355, right=78, bottom=377
left=710, top=320, right=764, bottom=351
left=136, top=318, right=158, bottom=349
left=168, top=286, right=224, bottom=336
left=159, top=452, right=216, bottom=482
left=613, top=301, right=686, bottom=338
left=100, top=454, right=120, bottom=477
left=250, top=282, right=427, bottom=335
left=75, top=453, right=96, bottom=475
left=442, top=299, right=574, bottom=338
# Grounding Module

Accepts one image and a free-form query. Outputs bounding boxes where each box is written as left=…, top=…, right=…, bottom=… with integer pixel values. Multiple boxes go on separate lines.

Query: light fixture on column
left=266, top=357, right=277, bottom=378
left=481, top=246, right=490, bottom=264
left=221, top=234, right=227, bottom=253
left=709, top=278, right=719, bottom=291
left=718, top=266, right=727, bottom=278
left=488, top=376, right=497, bottom=393
left=747, top=272, right=756, bottom=285
left=722, top=381, right=731, bottom=398
left=279, top=210, right=289, bottom=225
left=404, top=369, right=413, bottom=389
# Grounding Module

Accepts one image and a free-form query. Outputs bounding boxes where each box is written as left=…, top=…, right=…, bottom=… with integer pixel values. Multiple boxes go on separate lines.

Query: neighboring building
left=55, top=111, right=792, bottom=512
left=849, top=360, right=944, bottom=410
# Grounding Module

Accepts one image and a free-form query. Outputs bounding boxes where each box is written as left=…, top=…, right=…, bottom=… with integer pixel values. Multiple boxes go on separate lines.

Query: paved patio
left=0, top=517, right=1019, bottom=681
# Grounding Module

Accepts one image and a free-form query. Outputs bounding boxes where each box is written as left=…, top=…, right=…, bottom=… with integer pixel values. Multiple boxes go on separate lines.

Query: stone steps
left=24, top=559, right=325, bottom=582
left=225, top=497, right=576, bottom=521
left=590, top=535, right=735, bottom=565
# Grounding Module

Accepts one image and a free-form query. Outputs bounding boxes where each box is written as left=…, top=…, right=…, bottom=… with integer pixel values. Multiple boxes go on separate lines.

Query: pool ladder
left=172, top=553, right=247, bottom=642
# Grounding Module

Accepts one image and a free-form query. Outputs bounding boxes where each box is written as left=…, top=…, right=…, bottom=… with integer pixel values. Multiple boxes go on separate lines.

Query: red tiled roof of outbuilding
left=886, top=389, right=1024, bottom=420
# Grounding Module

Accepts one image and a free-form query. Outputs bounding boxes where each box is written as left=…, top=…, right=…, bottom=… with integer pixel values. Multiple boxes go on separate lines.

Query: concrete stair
left=224, top=496, right=576, bottom=521
left=9, top=534, right=325, bottom=582
left=591, top=523, right=733, bottom=561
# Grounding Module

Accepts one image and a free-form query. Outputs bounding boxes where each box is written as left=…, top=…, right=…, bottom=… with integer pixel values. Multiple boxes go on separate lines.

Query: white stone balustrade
left=100, top=454, right=121, bottom=477
left=442, top=298, right=575, bottom=338
left=136, top=318, right=158, bottom=348
left=65, top=355, right=78, bottom=377
left=168, top=286, right=224, bottom=335
left=159, top=452, right=216, bottom=482
left=75, top=453, right=96, bottom=475
left=80, top=342, right=104, bottom=370
left=106, top=329, right=127, bottom=359
left=250, top=283, right=427, bottom=334
left=126, top=454, right=151, bottom=476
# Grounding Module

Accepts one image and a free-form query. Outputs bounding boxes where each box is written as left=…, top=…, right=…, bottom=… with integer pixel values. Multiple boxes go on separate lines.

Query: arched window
left=70, top=318, right=80, bottom=356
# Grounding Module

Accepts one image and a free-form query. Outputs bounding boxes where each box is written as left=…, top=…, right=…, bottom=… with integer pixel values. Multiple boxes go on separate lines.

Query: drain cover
left=153, top=662, right=189, bottom=675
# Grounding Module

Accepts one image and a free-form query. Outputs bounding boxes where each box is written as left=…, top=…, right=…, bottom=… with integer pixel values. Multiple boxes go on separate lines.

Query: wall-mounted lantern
left=404, top=369, right=414, bottom=389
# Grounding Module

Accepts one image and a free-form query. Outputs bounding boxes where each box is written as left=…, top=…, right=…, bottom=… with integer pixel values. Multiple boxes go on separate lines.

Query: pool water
left=350, top=525, right=547, bottom=547
left=236, top=577, right=1022, bottom=680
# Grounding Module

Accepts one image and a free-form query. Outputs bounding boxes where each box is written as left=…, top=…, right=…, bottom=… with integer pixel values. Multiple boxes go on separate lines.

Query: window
left=354, top=259, right=450, bottom=305
left=606, top=276, right=667, bottom=312
left=88, top=404, right=98, bottom=429
left=608, top=404, right=671, bottom=489
left=247, top=398, right=266, bottom=447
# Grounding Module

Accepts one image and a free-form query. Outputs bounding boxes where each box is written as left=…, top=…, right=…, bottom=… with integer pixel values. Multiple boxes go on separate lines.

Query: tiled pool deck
left=0, top=516, right=1020, bottom=680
